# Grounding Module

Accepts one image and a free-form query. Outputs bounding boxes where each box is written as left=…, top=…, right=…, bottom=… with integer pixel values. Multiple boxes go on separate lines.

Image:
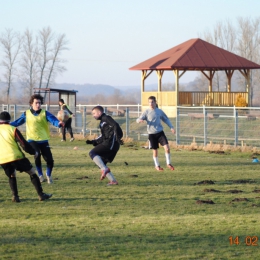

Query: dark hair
left=59, top=99, right=64, bottom=104
left=92, top=105, right=104, bottom=113
left=29, top=94, right=44, bottom=105
left=0, top=111, right=11, bottom=121
left=148, top=96, right=156, bottom=102
left=148, top=96, right=158, bottom=107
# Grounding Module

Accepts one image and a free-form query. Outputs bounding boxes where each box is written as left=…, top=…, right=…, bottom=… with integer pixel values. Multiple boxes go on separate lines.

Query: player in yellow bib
left=11, top=94, right=64, bottom=184
left=0, top=111, right=52, bottom=202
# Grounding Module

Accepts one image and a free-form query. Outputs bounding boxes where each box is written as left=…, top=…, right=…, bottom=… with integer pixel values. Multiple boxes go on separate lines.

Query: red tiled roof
left=129, top=38, right=260, bottom=71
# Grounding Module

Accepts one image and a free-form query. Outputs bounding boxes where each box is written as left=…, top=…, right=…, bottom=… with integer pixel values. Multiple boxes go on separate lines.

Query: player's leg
left=2, top=163, right=20, bottom=202
left=89, top=144, right=118, bottom=184
left=159, top=132, right=174, bottom=170
left=149, top=134, right=163, bottom=171
left=26, top=167, right=52, bottom=201
left=66, top=118, right=74, bottom=141
left=29, top=141, right=45, bottom=182
left=40, top=142, right=54, bottom=184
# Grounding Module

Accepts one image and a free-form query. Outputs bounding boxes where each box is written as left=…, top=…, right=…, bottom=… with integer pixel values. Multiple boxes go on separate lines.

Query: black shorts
left=148, top=131, right=168, bottom=149
left=90, top=142, right=120, bottom=164
left=1, top=158, right=33, bottom=177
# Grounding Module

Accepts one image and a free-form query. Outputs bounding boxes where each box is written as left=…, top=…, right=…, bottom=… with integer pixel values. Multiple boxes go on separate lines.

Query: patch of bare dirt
left=231, top=179, right=256, bottom=184
left=76, top=176, right=89, bottom=180
left=203, top=189, right=221, bottom=192
left=194, top=180, right=215, bottom=185
left=229, top=198, right=249, bottom=203
left=226, top=190, right=243, bottom=193
left=196, top=199, right=215, bottom=204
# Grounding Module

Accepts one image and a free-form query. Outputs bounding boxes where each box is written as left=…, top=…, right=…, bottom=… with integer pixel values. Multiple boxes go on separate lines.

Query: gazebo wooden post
left=247, top=69, right=251, bottom=106
left=239, top=69, right=251, bottom=106
left=141, top=70, right=146, bottom=92
left=156, top=70, right=164, bottom=106
left=173, top=70, right=179, bottom=105
left=225, top=69, right=234, bottom=92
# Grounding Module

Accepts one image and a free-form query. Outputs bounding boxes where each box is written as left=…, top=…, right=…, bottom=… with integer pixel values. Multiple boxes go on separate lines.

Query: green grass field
left=0, top=137, right=260, bottom=259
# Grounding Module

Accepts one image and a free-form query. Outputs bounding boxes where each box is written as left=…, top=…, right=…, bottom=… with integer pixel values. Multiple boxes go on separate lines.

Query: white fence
left=2, top=104, right=260, bottom=147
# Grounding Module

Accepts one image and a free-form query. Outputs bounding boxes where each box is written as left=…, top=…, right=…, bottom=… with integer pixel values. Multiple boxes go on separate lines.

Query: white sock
left=153, top=157, right=159, bottom=167
left=165, top=153, right=171, bottom=165
left=106, top=171, right=116, bottom=182
left=93, top=155, right=106, bottom=170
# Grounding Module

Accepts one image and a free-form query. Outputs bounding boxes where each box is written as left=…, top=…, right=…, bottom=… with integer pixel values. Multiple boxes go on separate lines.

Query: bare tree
left=37, top=27, right=54, bottom=90
left=20, top=28, right=39, bottom=96
left=201, top=20, right=237, bottom=92
left=45, top=33, right=68, bottom=88
left=236, top=17, right=260, bottom=104
left=0, top=28, right=22, bottom=103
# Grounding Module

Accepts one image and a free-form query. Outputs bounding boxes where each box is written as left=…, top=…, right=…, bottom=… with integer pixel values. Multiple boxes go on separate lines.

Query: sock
left=36, top=166, right=43, bottom=176
left=165, top=153, right=171, bottom=165
left=106, top=171, right=116, bottom=182
left=46, top=167, right=52, bottom=177
left=93, top=155, right=106, bottom=170
left=30, top=174, right=43, bottom=196
left=153, top=157, right=159, bottom=167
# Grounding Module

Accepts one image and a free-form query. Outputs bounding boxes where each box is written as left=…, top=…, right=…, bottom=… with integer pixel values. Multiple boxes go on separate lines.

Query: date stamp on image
left=229, top=236, right=258, bottom=246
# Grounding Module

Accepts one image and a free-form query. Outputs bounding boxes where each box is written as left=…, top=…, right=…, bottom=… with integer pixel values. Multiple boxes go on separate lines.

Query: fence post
left=176, top=107, right=180, bottom=145
left=82, top=106, right=86, bottom=137
left=234, top=108, right=238, bottom=146
left=126, top=107, right=129, bottom=137
left=203, top=105, right=207, bottom=146
left=13, top=104, right=17, bottom=121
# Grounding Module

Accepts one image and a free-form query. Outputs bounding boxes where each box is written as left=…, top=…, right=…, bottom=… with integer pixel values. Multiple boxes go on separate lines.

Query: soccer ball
left=57, top=110, right=70, bottom=122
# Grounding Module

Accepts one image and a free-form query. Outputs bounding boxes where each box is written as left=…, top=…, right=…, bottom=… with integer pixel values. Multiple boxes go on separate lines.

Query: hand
left=34, top=152, right=38, bottom=159
left=119, top=139, right=124, bottom=145
left=59, top=121, right=65, bottom=127
left=171, top=128, right=175, bottom=134
left=86, top=140, right=93, bottom=144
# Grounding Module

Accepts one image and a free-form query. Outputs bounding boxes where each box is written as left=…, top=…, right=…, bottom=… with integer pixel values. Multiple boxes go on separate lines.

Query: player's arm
left=136, top=112, right=147, bottom=123
left=46, top=111, right=64, bottom=127
left=65, top=105, right=73, bottom=115
left=14, top=128, right=36, bottom=155
left=10, top=112, right=26, bottom=127
left=161, top=111, right=175, bottom=133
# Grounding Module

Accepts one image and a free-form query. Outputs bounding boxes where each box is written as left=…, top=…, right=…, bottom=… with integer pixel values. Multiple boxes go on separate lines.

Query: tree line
left=199, top=16, right=260, bottom=105
left=0, top=27, right=68, bottom=103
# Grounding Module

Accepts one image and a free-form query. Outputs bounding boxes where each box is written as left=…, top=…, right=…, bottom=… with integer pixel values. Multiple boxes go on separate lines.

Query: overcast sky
left=0, top=0, right=259, bottom=87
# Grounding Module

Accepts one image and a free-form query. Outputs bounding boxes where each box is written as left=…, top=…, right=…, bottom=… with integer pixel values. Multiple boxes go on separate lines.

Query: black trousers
left=29, top=141, right=54, bottom=169
left=62, top=118, right=73, bottom=140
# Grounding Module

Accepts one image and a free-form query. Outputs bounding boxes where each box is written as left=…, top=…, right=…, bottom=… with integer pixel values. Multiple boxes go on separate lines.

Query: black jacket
left=93, top=113, right=121, bottom=149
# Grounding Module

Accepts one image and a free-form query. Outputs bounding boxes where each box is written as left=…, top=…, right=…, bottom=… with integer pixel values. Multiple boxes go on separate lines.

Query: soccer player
left=11, top=94, right=64, bottom=184
left=58, top=98, right=74, bottom=142
left=86, top=105, right=123, bottom=185
left=0, top=111, right=52, bottom=202
left=136, top=96, right=175, bottom=171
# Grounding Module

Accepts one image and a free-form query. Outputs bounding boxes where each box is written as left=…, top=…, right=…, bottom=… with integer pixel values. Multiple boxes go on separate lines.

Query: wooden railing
left=179, top=92, right=248, bottom=106
left=141, top=91, right=248, bottom=107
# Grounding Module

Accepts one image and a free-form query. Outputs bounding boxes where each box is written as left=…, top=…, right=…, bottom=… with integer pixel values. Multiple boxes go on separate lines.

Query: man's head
left=0, top=111, right=11, bottom=123
left=29, top=94, right=44, bottom=111
left=92, top=106, right=104, bottom=120
left=59, top=99, right=65, bottom=106
left=148, top=96, right=157, bottom=109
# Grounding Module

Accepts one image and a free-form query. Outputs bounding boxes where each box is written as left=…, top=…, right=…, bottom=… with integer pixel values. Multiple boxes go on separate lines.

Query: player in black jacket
left=86, top=106, right=123, bottom=185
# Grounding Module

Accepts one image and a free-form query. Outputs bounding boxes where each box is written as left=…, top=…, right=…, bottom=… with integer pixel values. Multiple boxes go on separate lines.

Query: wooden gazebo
left=130, top=38, right=260, bottom=116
